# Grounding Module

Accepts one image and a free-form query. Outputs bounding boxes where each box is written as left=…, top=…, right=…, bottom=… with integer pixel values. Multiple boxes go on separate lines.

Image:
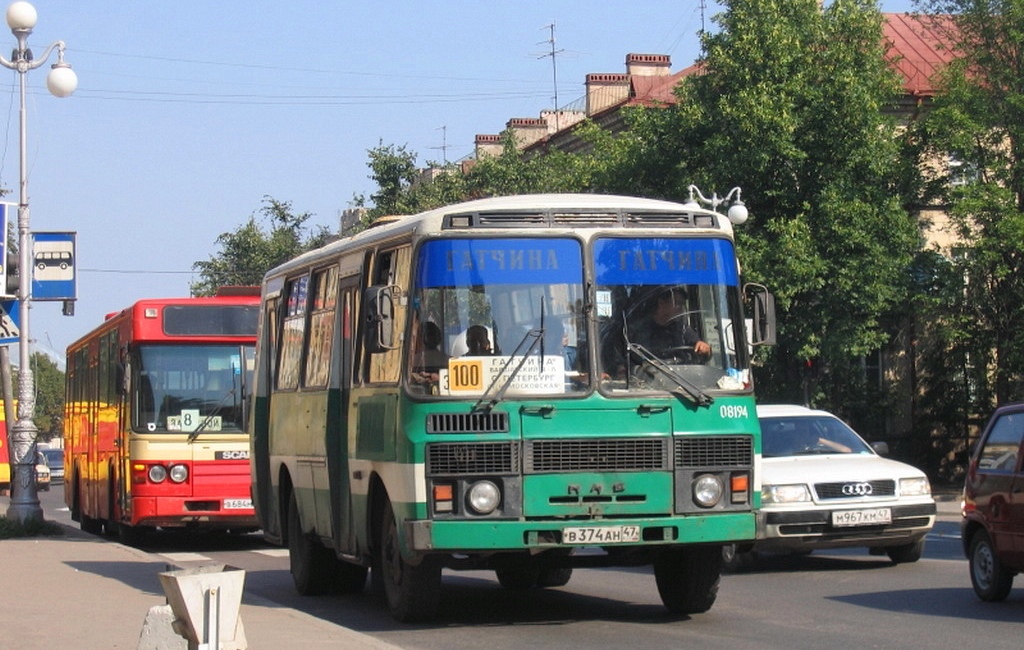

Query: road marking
left=253, top=548, right=289, bottom=558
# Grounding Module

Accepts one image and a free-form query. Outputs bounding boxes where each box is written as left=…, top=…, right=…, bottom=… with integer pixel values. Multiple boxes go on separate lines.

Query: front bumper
left=407, top=511, right=755, bottom=553
left=755, top=501, right=936, bottom=552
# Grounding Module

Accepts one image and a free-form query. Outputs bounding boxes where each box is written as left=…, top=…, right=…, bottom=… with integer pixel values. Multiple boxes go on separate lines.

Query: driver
left=630, top=287, right=710, bottom=360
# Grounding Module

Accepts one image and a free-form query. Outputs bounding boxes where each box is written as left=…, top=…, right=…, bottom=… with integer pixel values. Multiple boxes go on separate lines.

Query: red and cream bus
left=64, top=288, right=260, bottom=544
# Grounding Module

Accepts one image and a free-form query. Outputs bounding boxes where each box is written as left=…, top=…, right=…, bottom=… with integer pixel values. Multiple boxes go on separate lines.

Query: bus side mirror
left=364, top=285, right=399, bottom=353
left=744, top=283, right=776, bottom=346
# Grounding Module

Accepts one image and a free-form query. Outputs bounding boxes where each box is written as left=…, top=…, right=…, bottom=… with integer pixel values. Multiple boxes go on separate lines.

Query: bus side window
left=366, top=246, right=410, bottom=384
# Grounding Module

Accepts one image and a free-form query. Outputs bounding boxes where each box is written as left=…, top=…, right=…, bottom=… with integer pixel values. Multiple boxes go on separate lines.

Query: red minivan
left=962, top=402, right=1024, bottom=601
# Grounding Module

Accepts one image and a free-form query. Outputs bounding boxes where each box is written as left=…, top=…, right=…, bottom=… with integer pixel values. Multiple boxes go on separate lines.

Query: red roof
left=622, top=13, right=958, bottom=109
left=883, top=13, right=958, bottom=97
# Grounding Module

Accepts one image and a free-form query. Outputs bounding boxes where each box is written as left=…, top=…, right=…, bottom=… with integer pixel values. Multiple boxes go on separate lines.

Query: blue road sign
left=0, top=298, right=20, bottom=344
left=32, top=231, right=77, bottom=301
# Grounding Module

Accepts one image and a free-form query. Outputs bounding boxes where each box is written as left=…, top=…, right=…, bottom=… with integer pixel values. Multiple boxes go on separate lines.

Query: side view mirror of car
left=871, top=441, right=890, bottom=456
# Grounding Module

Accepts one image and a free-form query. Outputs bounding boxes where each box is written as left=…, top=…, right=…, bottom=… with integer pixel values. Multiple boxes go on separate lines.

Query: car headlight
left=762, top=484, right=812, bottom=504
left=900, top=476, right=931, bottom=497
left=467, top=480, right=500, bottom=514
left=693, top=474, right=724, bottom=507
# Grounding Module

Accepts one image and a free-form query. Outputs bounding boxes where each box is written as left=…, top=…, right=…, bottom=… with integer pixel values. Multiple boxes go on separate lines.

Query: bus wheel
left=287, top=490, right=336, bottom=596
left=495, top=565, right=540, bottom=589
left=653, top=545, right=722, bottom=615
left=379, top=498, right=440, bottom=622
left=80, top=515, right=103, bottom=536
left=537, top=567, right=573, bottom=588
left=118, top=523, right=147, bottom=547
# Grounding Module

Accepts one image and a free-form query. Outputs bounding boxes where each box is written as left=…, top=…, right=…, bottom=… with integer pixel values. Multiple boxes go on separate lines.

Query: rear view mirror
left=744, top=283, right=776, bottom=346
left=364, top=285, right=400, bottom=353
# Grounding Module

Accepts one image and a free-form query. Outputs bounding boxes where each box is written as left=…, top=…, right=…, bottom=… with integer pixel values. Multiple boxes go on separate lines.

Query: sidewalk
left=0, top=523, right=401, bottom=650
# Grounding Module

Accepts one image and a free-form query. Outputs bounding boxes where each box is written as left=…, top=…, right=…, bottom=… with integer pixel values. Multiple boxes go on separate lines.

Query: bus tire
left=379, top=498, right=441, bottom=622
left=118, top=523, right=147, bottom=547
left=653, top=545, right=722, bottom=615
left=287, top=490, right=336, bottom=596
left=536, top=567, right=573, bottom=588
left=495, top=565, right=540, bottom=590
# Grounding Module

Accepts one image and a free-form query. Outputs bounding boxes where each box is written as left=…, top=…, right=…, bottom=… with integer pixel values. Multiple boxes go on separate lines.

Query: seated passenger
left=465, top=325, right=493, bottom=356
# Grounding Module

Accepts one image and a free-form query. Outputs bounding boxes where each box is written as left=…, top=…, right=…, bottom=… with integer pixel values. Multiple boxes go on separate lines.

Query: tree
left=668, top=0, right=920, bottom=422
left=191, top=197, right=332, bottom=296
left=913, top=0, right=1024, bottom=412
left=9, top=352, right=64, bottom=442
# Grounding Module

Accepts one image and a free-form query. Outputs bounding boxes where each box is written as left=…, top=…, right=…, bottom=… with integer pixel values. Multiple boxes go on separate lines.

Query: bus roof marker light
left=685, top=185, right=748, bottom=225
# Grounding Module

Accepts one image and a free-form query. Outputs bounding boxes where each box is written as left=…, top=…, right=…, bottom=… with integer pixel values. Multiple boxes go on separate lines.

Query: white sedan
left=726, top=404, right=936, bottom=568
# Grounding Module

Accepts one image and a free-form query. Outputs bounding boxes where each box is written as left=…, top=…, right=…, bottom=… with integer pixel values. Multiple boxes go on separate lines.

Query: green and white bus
left=249, top=192, right=775, bottom=622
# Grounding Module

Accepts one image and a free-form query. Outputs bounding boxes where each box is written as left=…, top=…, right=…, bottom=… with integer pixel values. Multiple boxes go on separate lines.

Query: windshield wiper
left=626, top=342, right=714, bottom=406
left=187, top=387, right=238, bottom=443
left=472, top=326, right=544, bottom=413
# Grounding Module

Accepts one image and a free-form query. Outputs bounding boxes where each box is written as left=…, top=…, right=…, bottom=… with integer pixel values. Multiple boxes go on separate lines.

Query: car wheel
left=886, top=538, right=924, bottom=564
left=969, top=529, right=1014, bottom=601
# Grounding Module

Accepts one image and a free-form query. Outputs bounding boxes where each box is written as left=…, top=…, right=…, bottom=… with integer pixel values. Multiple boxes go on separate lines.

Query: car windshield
left=132, top=344, right=255, bottom=434
left=760, top=415, right=874, bottom=457
left=42, top=449, right=63, bottom=467
left=594, top=237, right=751, bottom=398
left=407, top=237, right=587, bottom=399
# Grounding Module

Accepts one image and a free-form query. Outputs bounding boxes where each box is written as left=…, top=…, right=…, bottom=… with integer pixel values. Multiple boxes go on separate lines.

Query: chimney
left=585, top=73, right=629, bottom=115
left=506, top=118, right=549, bottom=149
left=625, top=53, right=671, bottom=77
left=474, top=134, right=502, bottom=158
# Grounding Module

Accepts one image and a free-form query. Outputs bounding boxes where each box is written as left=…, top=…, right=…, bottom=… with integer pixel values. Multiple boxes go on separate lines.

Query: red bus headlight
left=169, top=464, right=189, bottom=483
left=148, top=465, right=167, bottom=483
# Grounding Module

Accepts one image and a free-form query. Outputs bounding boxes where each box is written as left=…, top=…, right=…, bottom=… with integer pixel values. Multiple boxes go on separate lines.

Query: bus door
left=329, top=268, right=361, bottom=553
left=251, top=291, right=280, bottom=538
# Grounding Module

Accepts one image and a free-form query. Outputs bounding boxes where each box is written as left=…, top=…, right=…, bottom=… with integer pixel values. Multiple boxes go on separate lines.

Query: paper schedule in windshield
left=440, top=355, right=566, bottom=396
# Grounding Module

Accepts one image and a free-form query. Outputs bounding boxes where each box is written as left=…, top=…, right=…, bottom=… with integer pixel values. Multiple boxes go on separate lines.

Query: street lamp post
left=0, top=1, right=76, bottom=523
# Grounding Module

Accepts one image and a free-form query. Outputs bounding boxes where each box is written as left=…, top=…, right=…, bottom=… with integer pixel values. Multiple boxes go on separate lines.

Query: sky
left=1, top=0, right=919, bottom=364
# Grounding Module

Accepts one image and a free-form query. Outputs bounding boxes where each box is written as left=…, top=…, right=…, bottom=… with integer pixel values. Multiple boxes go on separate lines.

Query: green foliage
left=6, top=352, right=65, bottom=442
left=190, top=197, right=331, bottom=296
left=914, top=0, right=1024, bottom=414
left=663, top=0, right=918, bottom=415
left=26, top=353, right=64, bottom=441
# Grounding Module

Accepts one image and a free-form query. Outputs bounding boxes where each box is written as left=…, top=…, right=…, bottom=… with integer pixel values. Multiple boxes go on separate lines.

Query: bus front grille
left=525, top=438, right=670, bottom=473
left=675, top=436, right=753, bottom=468
left=426, top=441, right=521, bottom=476
left=427, top=412, right=510, bottom=434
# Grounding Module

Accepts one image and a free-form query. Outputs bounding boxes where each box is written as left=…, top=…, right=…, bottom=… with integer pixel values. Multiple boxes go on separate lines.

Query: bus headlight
left=148, top=465, right=167, bottom=483
left=693, top=474, right=724, bottom=508
left=467, top=480, right=500, bottom=515
left=169, top=464, right=189, bottom=483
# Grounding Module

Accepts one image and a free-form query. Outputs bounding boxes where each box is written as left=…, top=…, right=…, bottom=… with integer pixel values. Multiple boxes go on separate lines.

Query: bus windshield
left=594, top=237, right=751, bottom=396
left=407, top=237, right=588, bottom=397
left=132, top=344, right=254, bottom=434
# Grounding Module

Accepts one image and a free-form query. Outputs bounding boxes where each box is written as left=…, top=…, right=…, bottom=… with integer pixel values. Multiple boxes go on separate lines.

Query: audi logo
left=841, top=482, right=874, bottom=496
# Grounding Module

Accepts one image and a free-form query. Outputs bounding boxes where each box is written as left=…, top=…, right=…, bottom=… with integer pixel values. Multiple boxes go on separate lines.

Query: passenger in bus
left=465, top=325, right=493, bottom=356
left=415, top=322, right=448, bottom=371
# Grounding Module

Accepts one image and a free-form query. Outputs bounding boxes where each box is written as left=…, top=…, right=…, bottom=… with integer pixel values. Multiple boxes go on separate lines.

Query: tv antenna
left=429, top=125, right=449, bottom=165
left=538, top=22, right=564, bottom=131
